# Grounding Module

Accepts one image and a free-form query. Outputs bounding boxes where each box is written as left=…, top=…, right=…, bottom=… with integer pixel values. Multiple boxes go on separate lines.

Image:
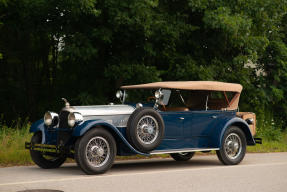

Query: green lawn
left=247, top=133, right=287, bottom=152
left=0, top=123, right=33, bottom=166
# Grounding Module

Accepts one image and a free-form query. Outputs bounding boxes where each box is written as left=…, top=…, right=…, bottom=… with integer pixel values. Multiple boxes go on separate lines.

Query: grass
left=0, top=120, right=287, bottom=167
left=0, top=120, right=33, bottom=166
left=247, top=132, right=287, bottom=152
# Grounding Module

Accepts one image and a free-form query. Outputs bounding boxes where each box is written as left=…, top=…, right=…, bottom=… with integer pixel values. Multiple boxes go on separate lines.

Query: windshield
left=123, top=89, right=156, bottom=104
left=121, top=89, right=171, bottom=105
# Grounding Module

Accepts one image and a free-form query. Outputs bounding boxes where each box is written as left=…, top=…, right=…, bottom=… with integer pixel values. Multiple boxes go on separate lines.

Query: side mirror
left=116, top=90, right=123, bottom=99
left=155, top=90, right=163, bottom=99
left=116, top=90, right=126, bottom=103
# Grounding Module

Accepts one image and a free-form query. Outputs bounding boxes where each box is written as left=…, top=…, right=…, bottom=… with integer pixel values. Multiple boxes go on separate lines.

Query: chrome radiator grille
left=58, top=110, right=70, bottom=129
left=57, top=110, right=71, bottom=145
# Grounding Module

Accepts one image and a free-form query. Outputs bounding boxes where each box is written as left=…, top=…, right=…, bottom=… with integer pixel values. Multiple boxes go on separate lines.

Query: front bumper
left=25, top=142, right=73, bottom=156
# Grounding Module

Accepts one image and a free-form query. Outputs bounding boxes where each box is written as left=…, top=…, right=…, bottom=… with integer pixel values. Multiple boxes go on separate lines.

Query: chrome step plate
left=150, top=148, right=219, bottom=155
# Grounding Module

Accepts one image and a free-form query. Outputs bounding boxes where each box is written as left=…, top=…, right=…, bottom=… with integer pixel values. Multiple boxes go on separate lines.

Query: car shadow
left=27, top=156, right=222, bottom=176
left=111, top=158, right=221, bottom=172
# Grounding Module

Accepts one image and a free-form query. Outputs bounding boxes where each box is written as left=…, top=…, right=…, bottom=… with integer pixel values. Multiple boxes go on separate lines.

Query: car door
left=182, top=110, right=220, bottom=148
left=158, top=111, right=185, bottom=149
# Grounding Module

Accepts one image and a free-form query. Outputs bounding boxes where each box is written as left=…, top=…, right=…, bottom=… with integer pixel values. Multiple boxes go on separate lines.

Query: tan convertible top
left=121, top=81, right=243, bottom=93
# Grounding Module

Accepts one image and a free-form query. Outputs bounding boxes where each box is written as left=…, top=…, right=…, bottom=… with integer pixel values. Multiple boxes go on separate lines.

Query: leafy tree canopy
left=0, top=0, right=287, bottom=127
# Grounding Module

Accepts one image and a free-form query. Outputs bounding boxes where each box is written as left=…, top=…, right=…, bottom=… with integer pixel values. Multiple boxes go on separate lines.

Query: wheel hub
left=91, top=146, right=105, bottom=157
left=137, top=115, right=159, bottom=145
left=141, top=124, right=154, bottom=134
left=233, top=142, right=239, bottom=152
left=224, top=133, right=242, bottom=159
left=227, top=140, right=239, bottom=154
left=86, top=136, right=111, bottom=168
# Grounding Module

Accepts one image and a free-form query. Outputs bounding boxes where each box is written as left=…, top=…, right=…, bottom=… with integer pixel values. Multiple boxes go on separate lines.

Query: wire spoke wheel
left=224, top=133, right=242, bottom=160
left=216, top=126, right=246, bottom=165
left=85, top=136, right=110, bottom=168
left=136, top=115, right=159, bottom=145
left=75, top=128, right=116, bottom=174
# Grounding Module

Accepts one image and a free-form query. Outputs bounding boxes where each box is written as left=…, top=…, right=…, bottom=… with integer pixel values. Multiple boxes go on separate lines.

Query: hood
left=71, top=104, right=135, bottom=116
left=66, top=104, right=136, bottom=128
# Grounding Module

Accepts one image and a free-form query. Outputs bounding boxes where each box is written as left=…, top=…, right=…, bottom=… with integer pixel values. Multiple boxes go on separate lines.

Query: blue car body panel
left=30, top=119, right=46, bottom=144
left=72, top=120, right=146, bottom=155
left=30, top=109, right=255, bottom=156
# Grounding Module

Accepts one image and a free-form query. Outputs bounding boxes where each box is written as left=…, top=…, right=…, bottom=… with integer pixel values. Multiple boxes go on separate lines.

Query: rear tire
left=75, top=128, right=116, bottom=174
left=170, top=152, right=195, bottom=161
left=30, top=132, right=66, bottom=169
left=216, top=126, right=246, bottom=165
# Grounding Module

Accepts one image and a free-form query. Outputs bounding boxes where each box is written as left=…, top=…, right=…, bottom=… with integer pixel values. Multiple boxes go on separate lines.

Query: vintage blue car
left=25, top=81, right=261, bottom=174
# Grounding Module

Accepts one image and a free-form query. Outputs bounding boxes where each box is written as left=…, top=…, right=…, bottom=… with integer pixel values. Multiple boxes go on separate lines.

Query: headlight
left=68, top=112, right=83, bottom=127
left=155, top=90, right=163, bottom=99
left=44, top=111, right=59, bottom=126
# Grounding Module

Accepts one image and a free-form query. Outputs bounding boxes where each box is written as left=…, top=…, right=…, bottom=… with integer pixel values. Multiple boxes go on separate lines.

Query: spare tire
left=126, top=107, right=165, bottom=153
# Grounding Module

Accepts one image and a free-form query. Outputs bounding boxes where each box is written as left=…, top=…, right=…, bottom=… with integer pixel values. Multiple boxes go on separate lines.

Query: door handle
left=212, top=115, right=217, bottom=119
left=179, top=117, right=184, bottom=120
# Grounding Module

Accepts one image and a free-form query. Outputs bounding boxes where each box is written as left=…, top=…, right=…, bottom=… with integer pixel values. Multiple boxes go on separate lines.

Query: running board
left=150, top=148, right=219, bottom=155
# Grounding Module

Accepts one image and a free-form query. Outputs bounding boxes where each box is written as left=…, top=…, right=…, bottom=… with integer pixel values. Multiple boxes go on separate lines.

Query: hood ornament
left=61, top=98, right=70, bottom=108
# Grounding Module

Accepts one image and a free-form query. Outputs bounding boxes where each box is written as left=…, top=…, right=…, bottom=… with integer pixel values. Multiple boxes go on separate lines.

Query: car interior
left=160, top=90, right=234, bottom=112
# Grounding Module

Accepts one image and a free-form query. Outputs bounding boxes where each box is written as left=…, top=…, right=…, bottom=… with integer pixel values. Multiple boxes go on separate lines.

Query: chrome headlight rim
left=44, top=111, right=59, bottom=127
left=68, top=112, right=83, bottom=127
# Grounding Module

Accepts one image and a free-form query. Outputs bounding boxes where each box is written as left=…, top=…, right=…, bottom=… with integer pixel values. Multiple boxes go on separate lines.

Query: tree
left=0, top=0, right=287, bottom=127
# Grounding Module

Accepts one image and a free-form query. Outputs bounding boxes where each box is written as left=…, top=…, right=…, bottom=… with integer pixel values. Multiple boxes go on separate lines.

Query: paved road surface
left=0, top=153, right=287, bottom=192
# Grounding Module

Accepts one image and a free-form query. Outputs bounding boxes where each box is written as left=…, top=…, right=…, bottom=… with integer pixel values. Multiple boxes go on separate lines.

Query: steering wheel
left=147, top=96, right=156, bottom=102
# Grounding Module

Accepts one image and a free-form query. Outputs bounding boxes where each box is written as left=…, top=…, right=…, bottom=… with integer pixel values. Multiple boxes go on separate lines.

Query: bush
left=256, top=113, right=283, bottom=141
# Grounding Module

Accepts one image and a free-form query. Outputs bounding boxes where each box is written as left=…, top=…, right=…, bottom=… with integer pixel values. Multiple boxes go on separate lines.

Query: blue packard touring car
left=25, top=81, right=261, bottom=174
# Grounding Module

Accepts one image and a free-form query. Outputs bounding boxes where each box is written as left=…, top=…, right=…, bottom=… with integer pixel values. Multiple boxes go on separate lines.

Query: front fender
left=73, top=120, right=147, bottom=155
left=29, top=119, right=45, bottom=144
left=210, top=117, right=255, bottom=148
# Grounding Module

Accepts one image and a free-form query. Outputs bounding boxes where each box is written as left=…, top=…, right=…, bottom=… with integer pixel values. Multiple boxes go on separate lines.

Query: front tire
left=170, top=152, right=195, bottom=161
left=30, top=132, right=66, bottom=169
left=75, top=128, right=116, bottom=175
left=216, top=126, right=246, bottom=165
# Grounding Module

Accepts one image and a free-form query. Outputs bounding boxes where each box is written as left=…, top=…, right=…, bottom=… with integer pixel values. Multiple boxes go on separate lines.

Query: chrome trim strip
left=72, top=105, right=136, bottom=116
left=82, top=114, right=132, bottom=116
left=150, top=148, right=219, bottom=155
left=83, top=114, right=130, bottom=127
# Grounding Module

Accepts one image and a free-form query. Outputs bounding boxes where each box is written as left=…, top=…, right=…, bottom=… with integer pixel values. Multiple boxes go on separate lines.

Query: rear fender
left=73, top=120, right=147, bottom=155
left=219, top=117, right=255, bottom=146
left=210, top=117, right=255, bottom=148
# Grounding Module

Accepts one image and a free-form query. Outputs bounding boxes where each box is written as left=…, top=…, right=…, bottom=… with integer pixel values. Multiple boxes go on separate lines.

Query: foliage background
left=0, top=0, right=287, bottom=135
